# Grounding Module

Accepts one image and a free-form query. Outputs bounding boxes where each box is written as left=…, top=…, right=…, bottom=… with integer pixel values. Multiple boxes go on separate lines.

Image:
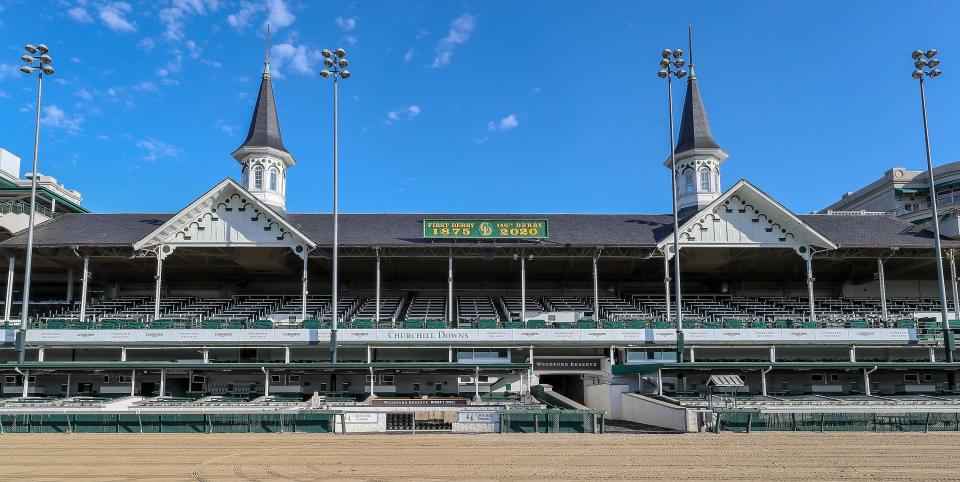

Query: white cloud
left=41, top=105, right=84, bottom=134
left=532, top=87, right=541, bottom=94
left=431, top=13, right=475, bottom=68
left=137, top=37, right=156, bottom=52
left=385, top=105, right=421, bottom=124
left=136, top=139, right=182, bottom=161
left=0, top=91, right=9, bottom=99
left=98, top=2, right=136, bottom=33
left=214, top=119, right=237, bottom=136
left=67, top=7, right=94, bottom=23
left=172, top=0, right=220, bottom=15
left=157, top=50, right=184, bottom=77
left=135, top=80, right=158, bottom=93
left=0, top=64, right=18, bottom=81
left=343, top=35, right=358, bottom=46
left=403, top=48, right=415, bottom=62
left=161, top=0, right=221, bottom=42
left=269, top=42, right=322, bottom=78
left=335, top=16, right=356, bottom=31
left=75, top=89, right=94, bottom=102
left=487, top=114, right=518, bottom=132
left=265, top=0, right=295, bottom=29
left=227, top=1, right=261, bottom=29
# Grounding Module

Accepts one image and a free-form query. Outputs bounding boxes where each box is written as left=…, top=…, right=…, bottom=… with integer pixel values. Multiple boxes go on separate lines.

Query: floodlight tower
left=319, top=48, right=351, bottom=363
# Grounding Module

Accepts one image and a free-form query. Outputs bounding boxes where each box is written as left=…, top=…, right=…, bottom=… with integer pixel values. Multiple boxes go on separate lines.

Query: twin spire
left=673, top=25, right=721, bottom=155
left=233, top=23, right=289, bottom=157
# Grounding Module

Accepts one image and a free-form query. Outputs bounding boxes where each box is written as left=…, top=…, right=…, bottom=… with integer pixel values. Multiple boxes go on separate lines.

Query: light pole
left=320, top=48, right=351, bottom=364
left=17, top=44, right=54, bottom=365
left=911, top=49, right=952, bottom=362
left=658, top=48, right=687, bottom=363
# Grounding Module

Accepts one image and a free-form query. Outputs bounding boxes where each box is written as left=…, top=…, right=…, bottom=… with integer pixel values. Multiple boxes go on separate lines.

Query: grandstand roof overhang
left=657, top=179, right=837, bottom=252
left=132, top=178, right=315, bottom=254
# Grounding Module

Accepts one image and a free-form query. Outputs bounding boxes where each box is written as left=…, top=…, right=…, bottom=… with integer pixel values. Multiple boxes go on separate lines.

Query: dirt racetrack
left=0, top=432, right=958, bottom=481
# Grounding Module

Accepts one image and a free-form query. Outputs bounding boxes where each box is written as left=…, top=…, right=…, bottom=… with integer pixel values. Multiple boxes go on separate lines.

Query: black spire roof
left=236, top=65, right=289, bottom=154
left=674, top=70, right=720, bottom=154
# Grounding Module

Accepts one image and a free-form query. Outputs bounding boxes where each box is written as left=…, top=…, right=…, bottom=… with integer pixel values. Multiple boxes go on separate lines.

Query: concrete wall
left=584, top=383, right=627, bottom=419
left=621, top=393, right=695, bottom=431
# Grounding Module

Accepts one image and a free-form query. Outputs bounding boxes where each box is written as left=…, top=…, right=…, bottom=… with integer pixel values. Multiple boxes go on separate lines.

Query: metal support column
left=849, top=346, right=856, bottom=363
left=22, top=370, right=29, bottom=398
left=878, top=257, right=888, bottom=322
left=520, top=255, right=527, bottom=324
left=130, top=369, right=136, bottom=397
left=66, top=269, right=74, bottom=303
left=4, top=257, right=14, bottom=322
left=864, top=367, right=877, bottom=396
left=375, top=248, right=381, bottom=323
left=153, top=254, right=163, bottom=320
left=263, top=368, right=270, bottom=396
left=121, top=347, right=127, bottom=362
left=301, top=255, right=308, bottom=319
left=78, top=256, right=89, bottom=322
left=769, top=346, right=776, bottom=363
left=663, top=254, right=671, bottom=321
left=805, top=252, right=816, bottom=322
left=951, top=250, right=960, bottom=320
left=761, top=366, right=772, bottom=397
left=369, top=366, right=375, bottom=397
left=284, top=346, right=291, bottom=364
left=448, top=252, right=454, bottom=325
left=474, top=366, right=480, bottom=399
left=592, top=252, right=600, bottom=320
left=159, top=369, right=166, bottom=397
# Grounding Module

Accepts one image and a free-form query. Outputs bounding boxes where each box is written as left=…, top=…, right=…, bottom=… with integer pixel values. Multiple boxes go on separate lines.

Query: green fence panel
left=160, top=413, right=206, bottom=433
left=72, top=414, right=118, bottom=433
left=0, top=414, right=32, bottom=433
left=294, top=413, right=333, bottom=433
left=208, top=413, right=251, bottom=433
left=31, top=414, right=71, bottom=433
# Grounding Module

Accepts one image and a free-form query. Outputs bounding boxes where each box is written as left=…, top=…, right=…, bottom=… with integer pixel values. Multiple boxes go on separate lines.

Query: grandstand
left=0, top=45, right=958, bottom=434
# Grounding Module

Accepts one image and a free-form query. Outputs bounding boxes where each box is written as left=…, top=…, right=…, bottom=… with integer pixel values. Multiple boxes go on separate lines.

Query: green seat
left=895, top=319, right=917, bottom=329
left=625, top=319, right=648, bottom=329
left=72, top=321, right=95, bottom=330
left=403, top=319, right=426, bottom=329
left=504, top=320, right=524, bottom=329
left=602, top=320, right=624, bottom=329
left=46, top=319, right=69, bottom=329
left=426, top=320, right=447, bottom=329
left=703, top=320, right=722, bottom=329
left=98, top=320, right=120, bottom=330
left=800, top=321, right=818, bottom=328
left=848, top=319, right=869, bottom=329
left=725, top=319, right=744, bottom=329
left=201, top=319, right=223, bottom=329
left=169, top=319, right=191, bottom=329
left=923, top=320, right=943, bottom=331
left=225, top=320, right=246, bottom=329
left=352, top=319, right=374, bottom=329
left=251, top=319, right=273, bottom=329
left=652, top=321, right=671, bottom=329
left=577, top=319, right=598, bottom=329
left=950, top=320, right=960, bottom=329
left=120, top=319, right=145, bottom=329
left=302, top=319, right=321, bottom=329
left=376, top=320, right=395, bottom=329
left=150, top=319, right=173, bottom=329
left=476, top=319, right=498, bottom=329
left=526, top=319, right=547, bottom=329
left=773, top=320, right=794, bottom=329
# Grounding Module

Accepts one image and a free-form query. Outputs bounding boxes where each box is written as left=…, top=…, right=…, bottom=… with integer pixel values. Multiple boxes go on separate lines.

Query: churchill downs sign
left=422, top=219, right=548, bottom=239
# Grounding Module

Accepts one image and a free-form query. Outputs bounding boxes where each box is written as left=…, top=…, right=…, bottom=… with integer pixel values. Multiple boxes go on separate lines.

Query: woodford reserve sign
left=423, top=219, right=548, bottom=239
left=533, top=357, right=604, bottom=373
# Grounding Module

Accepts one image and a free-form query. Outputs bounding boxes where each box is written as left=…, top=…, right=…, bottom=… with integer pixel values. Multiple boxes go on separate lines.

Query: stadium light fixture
left=318, top=47, right=352, bottom=364
left=657, top=42, right=688, bottom=364
left=16, top=43, right=55, bottom=365
left=911, top=49, right=954, bottom=363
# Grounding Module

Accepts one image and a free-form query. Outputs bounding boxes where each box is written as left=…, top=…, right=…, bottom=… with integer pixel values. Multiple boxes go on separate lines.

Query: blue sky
left=1, top=0, right=958, bottom=214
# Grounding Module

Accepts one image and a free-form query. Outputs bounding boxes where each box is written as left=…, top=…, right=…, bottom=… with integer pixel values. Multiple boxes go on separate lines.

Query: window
left=923, top=374, right=934, bottom=382
left=319, top=382, right=328, bottom=392
left=253, top=165, right=264, bottom=189
left=103, top=375, right=111, bottom=383
left=810, top=374, right=825, bottom=383
left=288, top=375, right=301, bottom=384
left=341, top=382, right=351, bottom=392
left=269, top=168, right=279, bottom=191
left=380, top=374, right=395, bottom=385
left=413, top=383, right=421, bottom=393
left=830, top=374, right=840, bottom=382
left=271, top=374, right=282, bottom=384
left=904, top=373, right=920, bottom=383
left=684, top=172, right=694, bottom=193
left=699, top=169, right=711, bottom=191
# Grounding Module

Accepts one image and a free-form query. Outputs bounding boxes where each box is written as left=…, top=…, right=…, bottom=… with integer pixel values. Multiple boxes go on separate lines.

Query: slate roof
left=0, top=212, right=952, bottom=250
left=235, top=71, right=288, bottom=154
left=674, top=72, right=721, bottom=154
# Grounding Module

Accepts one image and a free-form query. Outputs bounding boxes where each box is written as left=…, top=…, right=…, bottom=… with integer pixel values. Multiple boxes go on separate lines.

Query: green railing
left=0, top=411, right=337, bottom=434
left=499, top=409, right=604, bottom=433
left=716, top=410, right=960, bottom=432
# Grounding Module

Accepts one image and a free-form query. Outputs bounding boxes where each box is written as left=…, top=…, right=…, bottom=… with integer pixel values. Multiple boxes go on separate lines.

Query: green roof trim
left=0, top=180, right=88, bottom=213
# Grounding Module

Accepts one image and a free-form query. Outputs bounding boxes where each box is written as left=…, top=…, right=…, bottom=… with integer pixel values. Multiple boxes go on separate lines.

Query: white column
left=951, top=250, right=960, bottom=320
left=37, top=347, right=44, bottom=361
left=448, top=252, right=454, bottom=325
left=863, top=367, right=876, bottom=397
left=65, top=373, right=70, bottom=397
left=769, top=346, right=776, bottom=363
left=4, top=257, right=14, bottom=322
left=448, top=346, right=453, bottom=363
left=202, top=349, right=209, bottom=364
left=366, top=345, right=372, bottom=363
left=375, top=249, right=381, bottom=323
left=153, top=254, right=163, bottom=320
left=474, top=366, right=480, bottom=399
left=656, top=369, right=663, bottom=396
left=592, top=253, right=600, bottom=320
left=689, top=346, right=695, bottom=363
left=930, top=346, right=937, bottom=363
left=121, top=347, right=127, bottom=362
left=301, top=255, right=308, bottom=319
left=849, top=346, right=856, bottom=362
left=66, top=268, right=74, bottom=303
left=284, top=346, right=291, bottom=364
left=520, top=255, right=527, bottom=324
left=369, top=366, right=375, bottom=397
left=79, top=256, right=90, bottom=322
left=803, top=250, right=816, bottom=322
left=22, top=370, right=29, bottom=398
left=663, top=254, right=671, bottom=321
left=130, top=369, right=136, bottom=397
left=877, top=257, right=888, bottom=322
left=263, top=368, right=270, bottom=396
left=159, top=369, right=166, bottom=397
left=761, top=367, right=772, bottom=397
left=609, top=346, right=615, bottom=367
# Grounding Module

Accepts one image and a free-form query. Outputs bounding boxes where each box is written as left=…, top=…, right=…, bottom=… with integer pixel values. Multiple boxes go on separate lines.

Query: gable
left=660, top=180, right=837, bottom=250
left=133, top=179, right=314, bottom=252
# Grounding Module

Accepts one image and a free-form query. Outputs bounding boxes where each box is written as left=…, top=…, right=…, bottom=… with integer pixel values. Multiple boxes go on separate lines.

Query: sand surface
left=0, top=432, right=957, bottom=481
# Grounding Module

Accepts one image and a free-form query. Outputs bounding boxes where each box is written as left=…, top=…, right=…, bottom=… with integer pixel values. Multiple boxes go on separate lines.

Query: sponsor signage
left=533, top=357, right=604, bottom=373
left=343, top=413, right=378, bottom=424
left=370, top=398, right=469, bottom=407
left=459, top=411, right=497, bottom=423
left=18, top=328, right=917, bottom=346
left=423, top=219, right=548, bottom=239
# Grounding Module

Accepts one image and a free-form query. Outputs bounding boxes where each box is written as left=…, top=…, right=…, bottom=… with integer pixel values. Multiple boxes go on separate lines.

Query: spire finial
left=263, top=23, right=271, bottom=78
left=688, top=24, right=696, bottom=79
